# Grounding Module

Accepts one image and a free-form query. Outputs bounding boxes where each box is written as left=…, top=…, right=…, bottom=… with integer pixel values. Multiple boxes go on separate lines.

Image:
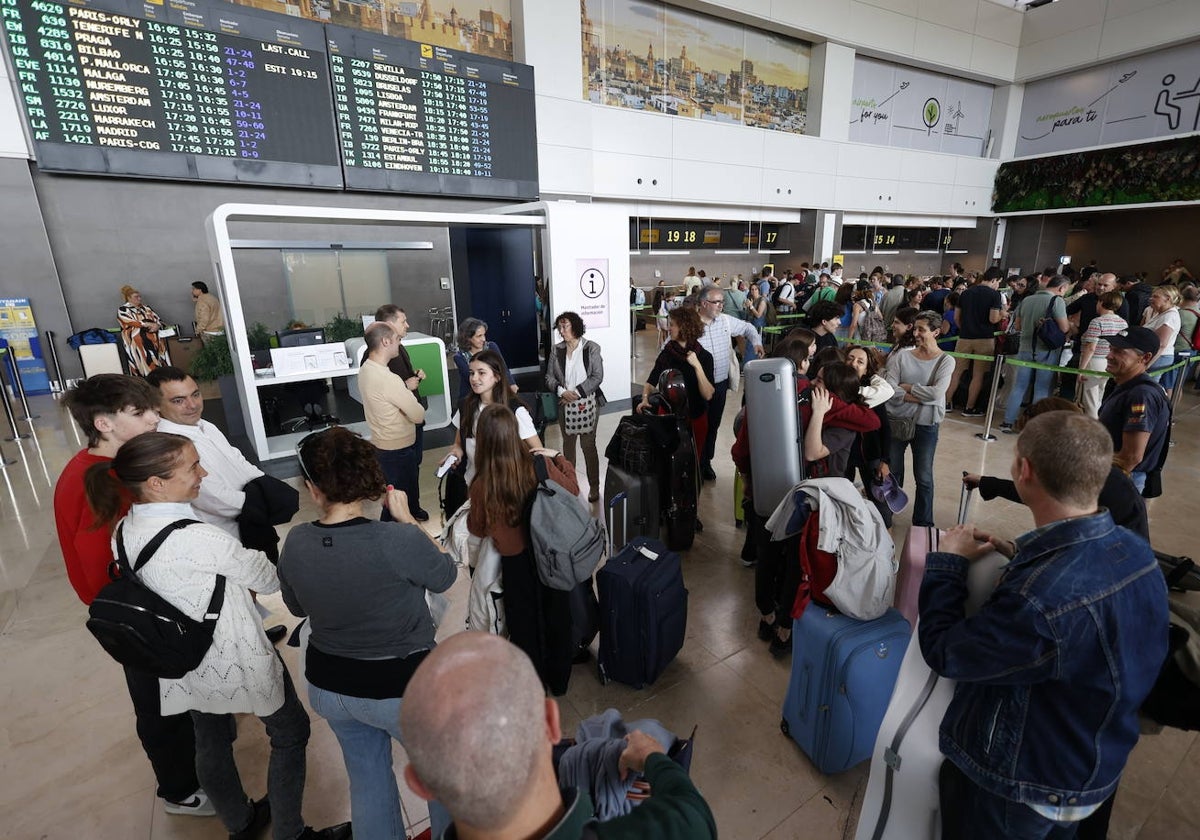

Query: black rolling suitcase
left=1157, top=551, right=1200, bottom=591
left=604, top=464, right=660, bottom=552
left=596, top=536, right=688, bottom=689
left=653, top=414, right=698, bottom=552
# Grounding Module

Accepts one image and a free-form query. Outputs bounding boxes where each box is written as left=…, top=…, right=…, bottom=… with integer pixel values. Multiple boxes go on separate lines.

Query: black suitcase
left=658, top=419, right=698, bottom=551
left=604, top=464, right=660, bottom=552
left=596, top=536, right=688, bottom=689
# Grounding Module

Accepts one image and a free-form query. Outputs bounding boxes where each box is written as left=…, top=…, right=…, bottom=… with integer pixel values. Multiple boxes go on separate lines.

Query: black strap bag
left=86, top=519, right=226, bottom=678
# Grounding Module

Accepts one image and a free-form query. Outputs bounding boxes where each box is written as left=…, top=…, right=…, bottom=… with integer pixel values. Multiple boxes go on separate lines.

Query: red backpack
left=791, top=510, right=838, bottom=618
left=1186, top=308, right=1200, bottom=352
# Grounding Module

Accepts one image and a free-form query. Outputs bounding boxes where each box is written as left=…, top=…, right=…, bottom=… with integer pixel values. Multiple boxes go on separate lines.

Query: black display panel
left=1, top=0, right=342, bottom=187
left=841, top=225, right=868, bottom=251
left=872, top=226, right=899, bottom=251
left=325, top=24, right=538, bottom=199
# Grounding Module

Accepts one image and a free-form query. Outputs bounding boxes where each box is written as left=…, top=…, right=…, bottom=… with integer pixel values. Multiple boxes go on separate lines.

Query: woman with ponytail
left=85, top=431, right=350, bottom=840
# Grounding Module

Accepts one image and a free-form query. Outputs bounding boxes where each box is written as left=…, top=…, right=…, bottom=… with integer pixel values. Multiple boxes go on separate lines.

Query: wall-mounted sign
left=575, top=258, right=610, bottom=329
left=1016, top=40, right=1200, bottom=157
left=849, top=56, right=993, bottom=156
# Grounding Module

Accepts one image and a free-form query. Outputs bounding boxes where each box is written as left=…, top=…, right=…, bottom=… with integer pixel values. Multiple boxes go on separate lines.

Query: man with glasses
left=697, top=289, right=764, bottom=482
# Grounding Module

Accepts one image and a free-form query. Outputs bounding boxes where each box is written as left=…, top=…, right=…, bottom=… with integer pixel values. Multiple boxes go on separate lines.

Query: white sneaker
left=163, top=789, right=217, bottom=817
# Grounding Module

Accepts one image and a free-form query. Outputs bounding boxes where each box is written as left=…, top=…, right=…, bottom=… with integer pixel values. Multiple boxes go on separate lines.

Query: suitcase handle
left=957, top=472, right=973, bottom=526
left=607, top=491, right=628, bottom=557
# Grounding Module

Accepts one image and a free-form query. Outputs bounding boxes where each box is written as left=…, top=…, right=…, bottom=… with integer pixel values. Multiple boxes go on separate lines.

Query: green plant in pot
left=247, top=321, right=273, bottom=352
left=188, top=332, right=234, bottom=381
left=324, top=312, right=365, bottom=343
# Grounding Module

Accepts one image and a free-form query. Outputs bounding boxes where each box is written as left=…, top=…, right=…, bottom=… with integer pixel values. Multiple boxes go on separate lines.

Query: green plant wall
left=993, top=135, right=1200, bottom=213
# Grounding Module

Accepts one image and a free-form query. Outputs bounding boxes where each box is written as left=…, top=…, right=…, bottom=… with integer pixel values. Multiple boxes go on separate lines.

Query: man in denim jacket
left=919, top=410, right=1167, bottom=839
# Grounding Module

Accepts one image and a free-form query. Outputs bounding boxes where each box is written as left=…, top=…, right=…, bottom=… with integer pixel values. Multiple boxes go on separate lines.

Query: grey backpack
left=527, top=455, right=607, bottom=591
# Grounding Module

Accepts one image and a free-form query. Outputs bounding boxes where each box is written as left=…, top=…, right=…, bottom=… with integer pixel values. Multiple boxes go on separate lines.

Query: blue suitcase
left=596, top=537, right=688, bottom=689
left=781, top=606, right=910, bottom=774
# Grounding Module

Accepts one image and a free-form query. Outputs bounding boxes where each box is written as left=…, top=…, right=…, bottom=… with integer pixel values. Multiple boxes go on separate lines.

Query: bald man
left=401, top=633, right=716, bottom=840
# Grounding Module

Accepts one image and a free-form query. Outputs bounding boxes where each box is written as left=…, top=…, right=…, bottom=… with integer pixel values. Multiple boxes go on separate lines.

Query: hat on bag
left=870, top=474, right=909, bottom=514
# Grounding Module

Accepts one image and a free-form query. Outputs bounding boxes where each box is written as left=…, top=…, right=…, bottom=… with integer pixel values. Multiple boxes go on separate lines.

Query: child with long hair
left=466, top=405, right=580, bottom=695
left=448, top=348, right=543, bottom=484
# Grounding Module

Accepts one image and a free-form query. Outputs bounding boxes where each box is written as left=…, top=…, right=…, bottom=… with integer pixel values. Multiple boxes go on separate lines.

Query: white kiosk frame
left=205, top=203, right=547, bottom=462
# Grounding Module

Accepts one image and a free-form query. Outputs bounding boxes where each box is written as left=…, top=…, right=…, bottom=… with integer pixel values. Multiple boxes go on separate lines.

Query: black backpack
left=86, top=519, right=226, bottom=678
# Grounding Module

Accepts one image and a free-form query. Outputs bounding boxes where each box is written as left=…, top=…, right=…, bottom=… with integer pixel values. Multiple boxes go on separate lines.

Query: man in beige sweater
left=359, top=322, right=428, bottom=520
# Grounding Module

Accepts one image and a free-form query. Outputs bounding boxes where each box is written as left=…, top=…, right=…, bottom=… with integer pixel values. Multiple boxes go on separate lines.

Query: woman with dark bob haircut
left=278, top=426, right=457, bottom=839
left=545, top=310, right=606, bottom=502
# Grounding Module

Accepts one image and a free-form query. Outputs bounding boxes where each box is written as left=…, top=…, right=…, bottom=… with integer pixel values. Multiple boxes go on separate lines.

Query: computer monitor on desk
left=278, top=328, right=325, bottom=348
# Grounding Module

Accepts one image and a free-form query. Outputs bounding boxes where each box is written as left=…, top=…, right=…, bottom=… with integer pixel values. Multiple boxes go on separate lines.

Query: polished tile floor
left=2, top=331, right=1199, bottom=839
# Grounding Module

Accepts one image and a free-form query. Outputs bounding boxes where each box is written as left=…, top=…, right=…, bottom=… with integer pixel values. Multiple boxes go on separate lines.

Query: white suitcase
left=855, top=531, right=1007, bottom=840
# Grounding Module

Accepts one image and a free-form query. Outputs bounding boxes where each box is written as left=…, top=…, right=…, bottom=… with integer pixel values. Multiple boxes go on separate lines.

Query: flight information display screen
left=1, top=0, right=342, bottom=186
left=326, top=25, right=538, bottom=198
left=0, top=0, right=540, bottom=197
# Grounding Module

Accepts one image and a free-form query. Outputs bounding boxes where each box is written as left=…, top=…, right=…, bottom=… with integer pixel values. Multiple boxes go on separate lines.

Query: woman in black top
left=639, top=305, right=715, bottom=457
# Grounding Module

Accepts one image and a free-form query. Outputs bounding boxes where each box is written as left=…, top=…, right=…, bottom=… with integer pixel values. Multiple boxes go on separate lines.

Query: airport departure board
left=1, top=0, right=342, bottom=186
left=326, top=25, right=538, bottom=198
left=0, top=0, right=540, bottom=197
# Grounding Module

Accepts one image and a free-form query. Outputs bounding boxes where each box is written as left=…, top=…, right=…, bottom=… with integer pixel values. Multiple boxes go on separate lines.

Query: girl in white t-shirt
left=448, top=349, right=543, bottom=484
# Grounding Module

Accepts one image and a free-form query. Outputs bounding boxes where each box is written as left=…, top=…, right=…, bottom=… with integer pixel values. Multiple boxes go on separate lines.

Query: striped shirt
left=698, top=313, right=763, bottom=384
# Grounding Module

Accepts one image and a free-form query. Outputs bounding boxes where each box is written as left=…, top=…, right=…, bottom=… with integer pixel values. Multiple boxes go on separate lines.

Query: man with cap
left=1097, top=326, right=1171, bottom=494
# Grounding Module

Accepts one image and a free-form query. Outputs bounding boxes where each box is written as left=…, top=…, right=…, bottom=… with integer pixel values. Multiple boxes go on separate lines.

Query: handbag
left=536, top=391, right=559, bottom=424
left=887, top=354, right=950, bottom=442
left=995, top=330, right=1020, bottom=356
left=562, top=394, right=598, bottom=435
left=889, top=415, right=916, bottom=441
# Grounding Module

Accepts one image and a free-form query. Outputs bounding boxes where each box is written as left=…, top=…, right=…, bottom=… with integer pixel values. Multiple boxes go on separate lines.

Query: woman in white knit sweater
left=84, top=431, right=350, bottom=840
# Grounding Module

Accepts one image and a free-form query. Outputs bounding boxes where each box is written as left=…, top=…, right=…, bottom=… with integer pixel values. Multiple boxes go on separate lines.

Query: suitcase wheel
left=780, top=718, right=789, bottom=737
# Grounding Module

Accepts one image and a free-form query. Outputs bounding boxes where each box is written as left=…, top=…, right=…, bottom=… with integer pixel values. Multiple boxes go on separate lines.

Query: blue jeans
left=308, top=685, right=449, bottom=839
left=375, top=443, right=420, bottom=521
left=1004, top=348, right=1060, bottom=425
left=1148, top=353, right=1177, bottom=390
left=192, top=665, right=310, bottom=840
left=941, top=760, right=1079, bottom=840
left=889, top=423, right=939, bottom=527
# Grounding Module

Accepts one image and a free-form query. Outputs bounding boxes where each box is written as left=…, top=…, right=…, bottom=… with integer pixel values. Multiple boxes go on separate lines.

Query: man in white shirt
left=775, top=275, right=796, bottom=313
left=697, top=287, right=764, bottom=482
left=148, top=367, right=266, bottom=538
left=147, top=366, right=287, bottom=643
left=359, top=322, right=427, bottom=521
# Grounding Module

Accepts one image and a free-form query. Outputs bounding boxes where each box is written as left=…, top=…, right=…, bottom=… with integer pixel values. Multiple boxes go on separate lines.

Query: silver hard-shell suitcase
left=744, top=357, right=804, bottom=517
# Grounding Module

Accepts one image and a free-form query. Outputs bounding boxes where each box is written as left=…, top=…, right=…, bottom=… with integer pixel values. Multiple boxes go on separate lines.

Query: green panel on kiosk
left=407, top=342, right=446, bottom=399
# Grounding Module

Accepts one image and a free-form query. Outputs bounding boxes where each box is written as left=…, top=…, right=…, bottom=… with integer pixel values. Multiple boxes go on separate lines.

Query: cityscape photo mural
left=581, top=0, right=809, bottom=133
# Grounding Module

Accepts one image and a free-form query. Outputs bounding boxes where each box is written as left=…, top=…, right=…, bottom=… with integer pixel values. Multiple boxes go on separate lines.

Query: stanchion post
left=5, top=350, right=39, bottom=421
left=976, top=354, right=1005, bottom=442
left=0, top=354, right=28, bottom=441
left=44, top=330, right=65, bottom=394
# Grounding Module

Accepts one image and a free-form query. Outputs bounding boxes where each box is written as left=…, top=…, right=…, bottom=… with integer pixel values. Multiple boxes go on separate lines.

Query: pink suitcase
left=893, top=481, right=973, bottom=627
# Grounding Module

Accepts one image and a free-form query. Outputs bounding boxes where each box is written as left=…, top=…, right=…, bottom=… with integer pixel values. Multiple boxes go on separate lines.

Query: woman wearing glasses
left=279, top=426, right=456, bottom=840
